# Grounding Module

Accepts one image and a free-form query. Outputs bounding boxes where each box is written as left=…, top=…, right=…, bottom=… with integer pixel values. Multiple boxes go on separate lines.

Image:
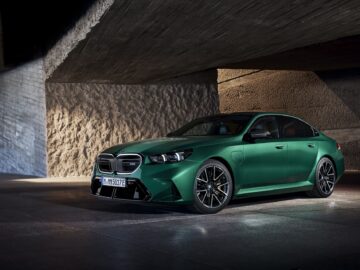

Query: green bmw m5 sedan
left=91, top=112, right=344, bottom=214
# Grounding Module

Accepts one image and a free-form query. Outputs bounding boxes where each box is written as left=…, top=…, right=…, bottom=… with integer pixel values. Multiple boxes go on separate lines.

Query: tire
left=189, top=159, right=233, bottom=214
left=306, top=157, right=336, bottom=198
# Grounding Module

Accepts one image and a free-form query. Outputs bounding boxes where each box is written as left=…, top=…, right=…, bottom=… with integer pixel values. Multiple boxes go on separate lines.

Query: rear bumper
left=90, top=159, right=199, bottom=204
left=334, top=151, right=345, bottom=183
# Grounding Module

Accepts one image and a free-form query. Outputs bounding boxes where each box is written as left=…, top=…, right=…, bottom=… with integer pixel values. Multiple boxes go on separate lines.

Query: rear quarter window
left=277, top=116, right=314, bottom=138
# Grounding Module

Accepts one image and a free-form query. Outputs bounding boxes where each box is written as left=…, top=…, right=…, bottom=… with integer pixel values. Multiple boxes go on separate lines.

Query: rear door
left=240, top=116, right=288, bottom=188
left=277, top=116, right=319, bottom=182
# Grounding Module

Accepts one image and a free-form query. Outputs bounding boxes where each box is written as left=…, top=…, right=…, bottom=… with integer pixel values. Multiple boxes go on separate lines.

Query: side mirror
left=250, top=129, right=271, bottom=139
left=243, top=129, right=271, bottom=142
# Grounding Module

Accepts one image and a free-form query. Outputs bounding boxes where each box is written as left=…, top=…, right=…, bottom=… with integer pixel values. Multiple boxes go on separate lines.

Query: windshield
left=168, top=115, right=252, bottom=137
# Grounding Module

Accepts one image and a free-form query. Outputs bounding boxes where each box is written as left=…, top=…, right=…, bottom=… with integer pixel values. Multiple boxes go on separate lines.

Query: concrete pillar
left=0, top=11, right=4, bottom=69
left=46, top=70, right=219, bottom=176
left=0, top=59, right=47, bottom=176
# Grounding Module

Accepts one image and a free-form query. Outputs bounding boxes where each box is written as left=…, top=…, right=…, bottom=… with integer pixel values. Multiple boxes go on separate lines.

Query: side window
left=277, top=116, right=314, bottom=138
left=249, top=117, right=279, bottom=139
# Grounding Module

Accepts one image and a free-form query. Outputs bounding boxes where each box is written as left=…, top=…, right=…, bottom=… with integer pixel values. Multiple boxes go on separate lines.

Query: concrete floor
left=0, top=173, right=360, bottom=270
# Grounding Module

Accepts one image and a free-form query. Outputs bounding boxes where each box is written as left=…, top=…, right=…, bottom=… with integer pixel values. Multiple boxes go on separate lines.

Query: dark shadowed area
left=0, top=0, right=95, bottom=66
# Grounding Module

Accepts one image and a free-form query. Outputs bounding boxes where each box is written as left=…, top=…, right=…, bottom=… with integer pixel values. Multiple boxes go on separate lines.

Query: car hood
left=102, top=136, right=233, bottom=155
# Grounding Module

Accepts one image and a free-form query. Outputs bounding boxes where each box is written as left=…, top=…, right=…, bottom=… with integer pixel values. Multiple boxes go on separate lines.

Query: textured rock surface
left=218, top=69, right=360, bottom=170
left=0, top=59, right=47, bottom=176
left=46, top=71, right=218, bottom=176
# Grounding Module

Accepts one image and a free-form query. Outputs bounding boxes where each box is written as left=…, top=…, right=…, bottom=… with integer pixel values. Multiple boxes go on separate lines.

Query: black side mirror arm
left=242, top=133, right=254, bottom=143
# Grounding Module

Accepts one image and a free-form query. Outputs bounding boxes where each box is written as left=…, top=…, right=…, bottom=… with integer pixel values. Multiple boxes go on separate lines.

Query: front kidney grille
left=97, top=153, right=142, bottom=174
left=116, top=155, right=142, bottom=173
left=97, top=153, right=114, bottom=173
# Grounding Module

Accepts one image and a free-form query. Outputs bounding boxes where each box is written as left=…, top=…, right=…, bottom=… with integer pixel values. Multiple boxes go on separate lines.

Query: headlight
left=149, top=149, right=192, bottom=164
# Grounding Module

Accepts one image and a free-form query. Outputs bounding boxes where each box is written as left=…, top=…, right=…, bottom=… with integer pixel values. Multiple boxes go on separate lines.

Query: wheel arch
left=208, top=156, right=236, bottom=197
left=321, top=154, right=338, bottom=176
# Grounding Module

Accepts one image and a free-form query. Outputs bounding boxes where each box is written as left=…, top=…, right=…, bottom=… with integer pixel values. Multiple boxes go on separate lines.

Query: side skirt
left=234, top=180, right=313, bottom=198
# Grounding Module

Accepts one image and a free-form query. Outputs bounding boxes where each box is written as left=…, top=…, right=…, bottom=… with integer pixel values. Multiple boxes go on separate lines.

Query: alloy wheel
left=195, top=165, right=230, bottom=208
left=317, top=160, right=336, bottom=195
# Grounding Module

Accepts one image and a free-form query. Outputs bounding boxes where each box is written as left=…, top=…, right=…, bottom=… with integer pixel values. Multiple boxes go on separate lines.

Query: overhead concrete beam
left=44, top=0, right=114, bottom=81
left=225, top=35, right=360, bottom=71
left=46, top=0, right=360, bottom=84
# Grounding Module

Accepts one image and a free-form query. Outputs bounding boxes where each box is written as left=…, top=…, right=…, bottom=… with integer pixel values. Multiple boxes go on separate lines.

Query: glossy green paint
left=92, top=112, right=345, bottom=204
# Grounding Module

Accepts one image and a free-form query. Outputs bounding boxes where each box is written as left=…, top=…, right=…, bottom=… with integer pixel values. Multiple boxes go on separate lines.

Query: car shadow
left=6, top=183, right=190, bottom=215
left=4, top=177, right=358, bottom=216
left=33, top=184, right=309, bottom=215
left=226, top=192, right=309, bottom=212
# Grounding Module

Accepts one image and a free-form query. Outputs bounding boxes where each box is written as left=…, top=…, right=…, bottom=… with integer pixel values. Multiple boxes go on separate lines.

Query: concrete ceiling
left=43, top=0, right=360, bottom=83
left=226, top=35, right=360, bottom=71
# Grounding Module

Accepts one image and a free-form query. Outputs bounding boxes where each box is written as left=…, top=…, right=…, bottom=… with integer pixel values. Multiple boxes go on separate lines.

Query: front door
left=240, top=116, right=288, bottom=188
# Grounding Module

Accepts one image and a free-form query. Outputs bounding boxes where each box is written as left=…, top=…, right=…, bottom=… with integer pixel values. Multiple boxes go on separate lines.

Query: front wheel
left=306, top=157, right=336, bottom=198
left=190, top=159, right=233, bottom=214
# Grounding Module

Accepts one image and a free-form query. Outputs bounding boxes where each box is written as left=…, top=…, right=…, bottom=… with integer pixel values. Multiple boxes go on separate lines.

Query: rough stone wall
left=46, top=71, right=219, bottom=177
left=218, top=69, right=360, bottom=170
left=0, top=59, right=47, bottom=176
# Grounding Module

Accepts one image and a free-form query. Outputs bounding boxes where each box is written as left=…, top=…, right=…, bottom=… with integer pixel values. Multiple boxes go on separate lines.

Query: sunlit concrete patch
left=237, top=213, right=286, bottom=228
left=12, top=176, right=90, bottom=183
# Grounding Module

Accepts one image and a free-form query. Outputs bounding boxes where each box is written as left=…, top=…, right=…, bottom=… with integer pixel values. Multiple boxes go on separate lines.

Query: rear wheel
left=307, top=157, right=336, bottom=198
left=190, top=159, right=233, bottom=214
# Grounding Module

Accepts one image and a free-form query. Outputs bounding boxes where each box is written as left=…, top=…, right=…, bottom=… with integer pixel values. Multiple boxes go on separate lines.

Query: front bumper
left=91, top=159, right=199, bottom=204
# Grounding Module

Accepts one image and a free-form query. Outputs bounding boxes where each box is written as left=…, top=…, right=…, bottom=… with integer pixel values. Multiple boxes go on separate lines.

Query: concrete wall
left=218, top=69, right=360, bottom=170
left=0, top=11, right=4, bottom=69
left=0, top=59, right=47, bottom=176
left=46, top=71, right=219, bottom=177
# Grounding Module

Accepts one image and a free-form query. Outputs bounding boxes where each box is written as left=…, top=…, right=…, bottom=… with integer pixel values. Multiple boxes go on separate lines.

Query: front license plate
left=101, top=177, right=127, bottom=188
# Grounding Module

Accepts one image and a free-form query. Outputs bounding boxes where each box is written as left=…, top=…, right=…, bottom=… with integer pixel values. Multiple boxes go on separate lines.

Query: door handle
left=275, top=145, right=285, bottom=149
left=308, top=144, right=315, bottom=148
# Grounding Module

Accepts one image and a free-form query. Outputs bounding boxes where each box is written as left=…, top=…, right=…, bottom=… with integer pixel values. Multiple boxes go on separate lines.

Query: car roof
left=210, top=112, right=297, bottom=118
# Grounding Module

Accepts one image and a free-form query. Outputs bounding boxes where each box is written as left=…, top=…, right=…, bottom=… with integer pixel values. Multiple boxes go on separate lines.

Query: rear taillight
left=336, top=143, right=341, bottom=151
